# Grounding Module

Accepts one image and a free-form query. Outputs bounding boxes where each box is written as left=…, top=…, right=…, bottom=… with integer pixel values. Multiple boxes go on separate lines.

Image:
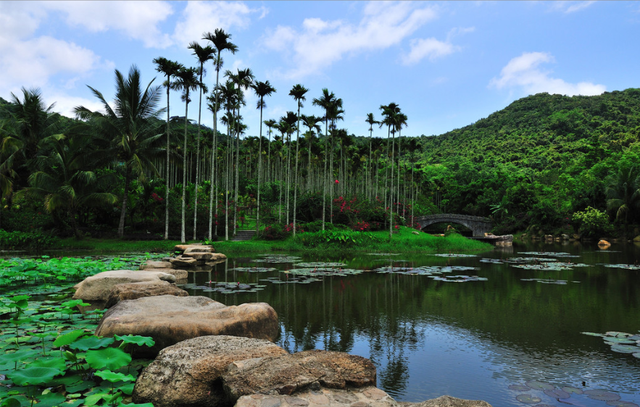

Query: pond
left=182, top=242, right=640, bottom=407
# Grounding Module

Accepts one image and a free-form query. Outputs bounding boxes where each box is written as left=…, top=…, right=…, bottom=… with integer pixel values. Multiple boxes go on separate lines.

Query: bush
left=572, top=206, right=612, bottom=237
left=0, top=230, right=59, bottom=250
left=294, top=229, right=382, bottom=248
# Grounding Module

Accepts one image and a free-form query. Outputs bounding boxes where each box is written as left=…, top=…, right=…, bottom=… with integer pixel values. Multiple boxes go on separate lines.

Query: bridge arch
left=415, top=214, right=492, bottom=237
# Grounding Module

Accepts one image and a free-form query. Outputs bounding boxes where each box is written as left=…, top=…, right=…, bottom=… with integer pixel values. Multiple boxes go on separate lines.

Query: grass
left=49, top=227, right=492, bottom=255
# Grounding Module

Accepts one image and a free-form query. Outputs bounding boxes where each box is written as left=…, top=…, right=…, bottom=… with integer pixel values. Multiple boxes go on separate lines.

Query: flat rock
left=402, top=395, right=492, bottom=407
left=170, top=255, right=199, bottom=267
left=140, top=260, right=173, bottom=269
left=175, top=243, right=215, bottom=253
left=133, top=335, right=288, bottom=407
left=95, top=296, right=279, bottom=356
left=141, top=267, right=188, bottom=280
left=72, top=270, right=176, bottom=302
left=104, top=281, right=188, bottom=308
left=235, top=386, right=397, bottom=407
left=223, top=350, right=376, bottom=400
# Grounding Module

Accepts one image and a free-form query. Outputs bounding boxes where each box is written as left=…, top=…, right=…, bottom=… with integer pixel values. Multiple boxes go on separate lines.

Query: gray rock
left=72, top=269, right=176, bottom=302
left=95, top=296, right=279, bottom=356
left=104, top=280, right=188, bottom=308
left=401, top=395, right=492, bottom=407
left=133, top=335, right=288, bottom=407
left=223, top=350, right=376, bottom=401
left=235, top=386, right=398, bottom=407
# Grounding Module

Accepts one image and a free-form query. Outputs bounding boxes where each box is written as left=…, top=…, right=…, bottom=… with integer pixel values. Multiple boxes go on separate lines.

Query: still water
left=183, top=241, right=640, bottom=407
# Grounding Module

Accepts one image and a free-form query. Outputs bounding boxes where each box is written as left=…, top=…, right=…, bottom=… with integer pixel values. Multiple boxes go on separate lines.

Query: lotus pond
left=185, top=242, right=640, bottom=407
left=1, top=243, right=639, bottom=407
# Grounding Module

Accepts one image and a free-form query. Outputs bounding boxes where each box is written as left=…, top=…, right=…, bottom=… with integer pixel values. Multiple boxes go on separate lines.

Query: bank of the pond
left=54, top=228, right=492, bottom=255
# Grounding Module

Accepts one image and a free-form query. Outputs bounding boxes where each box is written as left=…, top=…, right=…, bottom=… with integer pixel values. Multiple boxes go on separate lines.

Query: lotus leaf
left=69, top=335, right=114, bottom=351
left=0, top=397, right=21, bottom=407
left=115, top=334, right=155, bottom=348
left=525, top=381, right=554, bottom=391
left=34, top=392, right=67, bottom=407
left=584, top=390, right=621, bottom=401
left=85, top=347, right=131, bottom=371
left=9, top=366, right=61, bottom=386
left=516, top=394, right=542, bottom=404
left=31, top=357, right=66, bottom=371
left=95, top=370, right=135, bottom=383
left=53, top=330, right=88, bottom=348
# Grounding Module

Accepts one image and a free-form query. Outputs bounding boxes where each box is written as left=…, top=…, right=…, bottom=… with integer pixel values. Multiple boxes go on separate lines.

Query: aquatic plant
left=580, top=331, right=640, bottom=359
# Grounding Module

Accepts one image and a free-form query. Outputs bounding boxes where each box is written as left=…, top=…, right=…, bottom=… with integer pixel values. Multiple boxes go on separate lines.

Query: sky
left=1, top=1, right=639, bottom=139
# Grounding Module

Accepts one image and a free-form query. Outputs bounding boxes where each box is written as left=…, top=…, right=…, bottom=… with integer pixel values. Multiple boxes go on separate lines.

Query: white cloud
left=47, top=93, right=105, bottom=119
left=403, top=38, right=456, bottom=65
left=43, top=1, right=174, bottom=48
left=489, top=52, right=606, bottom=96
left=173, top=2, right=264, bottom=48
left=262, top=2, right=437, bottom=79
left=549, top=1, right=596, bottom=14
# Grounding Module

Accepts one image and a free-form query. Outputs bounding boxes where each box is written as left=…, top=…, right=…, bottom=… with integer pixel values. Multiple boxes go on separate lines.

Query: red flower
left=335, top=179, right=339, bottom=184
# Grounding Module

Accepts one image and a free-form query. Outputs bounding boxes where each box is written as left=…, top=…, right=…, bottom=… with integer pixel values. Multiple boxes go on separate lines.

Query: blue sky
left=1, top=1, right=638, bottom=138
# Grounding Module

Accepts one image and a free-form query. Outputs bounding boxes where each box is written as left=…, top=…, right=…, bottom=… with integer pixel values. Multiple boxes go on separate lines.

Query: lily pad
left=433, top=253, right=477, bottom=258
left=255, top=255, right=302, bottom=264
left=581, top=332, right=605, bottom=337
left=610, top=344, right=640, bottom=353
left=606, top=401, right=640, bottom=407
left=229, top=267, right=277, bottom=273
left=544, top=388, right=570, bottom=399
left=525, top=381, right=554, bottom=391
left=562, top=386, right=583, bottom=395
left=509, top=384, right=530, bottom=391
left=516, top=394, right=542, bottom=404
left=584, top=390, right=621, bottom=402
left=603, top=264, right=640, bottom=270
left=295, top=262, right=347, bottom=268
left=633, top=352, right=640, bottom=359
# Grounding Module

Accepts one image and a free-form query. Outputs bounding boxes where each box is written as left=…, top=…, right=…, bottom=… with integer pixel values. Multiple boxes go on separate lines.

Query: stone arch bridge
left=415, top=214, right=493, bottom=237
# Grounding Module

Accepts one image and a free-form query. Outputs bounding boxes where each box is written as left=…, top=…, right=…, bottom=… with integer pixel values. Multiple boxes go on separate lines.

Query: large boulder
left=72, top=270, right=176, bottom=302
left=235, top=386, right=398, bottom=407
left=140, top=267, right=188, bottom=280
left=104, top=281, right=189, bottom=308
left=140, top=260, right=173, bottom=269
left=95, top=296, right=279, bottom=356
left=222, top=350, right=377, bottom=400
left=133, top=335, right=288, bottom=407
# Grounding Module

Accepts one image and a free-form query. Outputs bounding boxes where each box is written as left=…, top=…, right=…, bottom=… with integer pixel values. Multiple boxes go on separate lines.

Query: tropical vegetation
left=2, top=27, right=640, bottom=245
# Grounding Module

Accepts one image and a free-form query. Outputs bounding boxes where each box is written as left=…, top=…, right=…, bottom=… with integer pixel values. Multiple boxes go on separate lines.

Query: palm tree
left=0, top=120, right=22, bottom=226
left=188, top=42, right=215, bottom=240
left=25, top=133, right=117, bottom=238
left=365, top=113, right=379, bottom=200
left=7, top=88, right=59, bottom=188
left=225, top=68, right=254, bottom=237
left=153, top=57, right=183, bottom=240
left=289, top=84, right=308, bottom=236
left=312, top=89, right=338, bottom=230
left=75, top=65, right=165, bottom=238
left=264, top=118, right=277, bottom=187
left=380, top=103, right=401, bottom=238
left=203, top=29, right=238, bottom=240
left=172, top=67, right=201, bottom=243
left=251, top=80, right=277, bottom=234
left=605, top=164, right=640, bottom=234
left=301, top=114, right=322, bottom=190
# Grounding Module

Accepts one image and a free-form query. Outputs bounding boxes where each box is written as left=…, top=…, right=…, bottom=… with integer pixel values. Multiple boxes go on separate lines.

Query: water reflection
left=183, top=243, right=640, bottom=406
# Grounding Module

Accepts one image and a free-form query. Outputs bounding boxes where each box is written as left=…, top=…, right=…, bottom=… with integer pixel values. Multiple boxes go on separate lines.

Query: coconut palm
left=289, top=84, right=308, bottom=236
left=0, top=120, right=22, bottom=226
left=75, top=65, right=165, bottom=238
left=153, top=57, right=183, bottom=240
left=251, top=80, right=277, bottom=234
left=605, top=164, right=640, bottom=233
left=172, top=66, right=202, bottom=243
left=203, top=29, right=238, bottom=240
left=301, top=114, right=322, bottom=190
left=25, top=133, right=117, bottom=238
left=188, top=42, right=215, bottom=240
left=380, top=103, right=401, bottom=238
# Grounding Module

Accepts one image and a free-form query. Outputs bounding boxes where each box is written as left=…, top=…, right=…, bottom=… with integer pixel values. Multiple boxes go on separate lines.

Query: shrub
left=0, top=230, right=59, bottom=250
left=572, top=206, right=612, bottom=237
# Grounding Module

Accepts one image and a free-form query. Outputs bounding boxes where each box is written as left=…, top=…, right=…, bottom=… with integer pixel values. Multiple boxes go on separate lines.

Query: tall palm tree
left=153, top=57, right=183, bottom=240
left=380, top=103, right=401, bottom=238
left=0, top=120, right=22, bottom=226
left=75, top=65, right=165, bottom=238
left=188, top=42, right=215, bottom=240
left=264, top=118, right=277, bottom=187
left=326, top=97, right=343, bottom=223
left=365, top=113, right=379, bottom=200
left=251, top=80, right=276, bottom=234
left=289, top=84, right=308, bottom=236
left=301, top=114, right=322, bottom=190
left=203, top=29, right=238, bottom=240
left=225, top=68, right=254, bottom=236
left=312, top=89, right=338, bottom=230
left=172, top=67, right=201, bottom=243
